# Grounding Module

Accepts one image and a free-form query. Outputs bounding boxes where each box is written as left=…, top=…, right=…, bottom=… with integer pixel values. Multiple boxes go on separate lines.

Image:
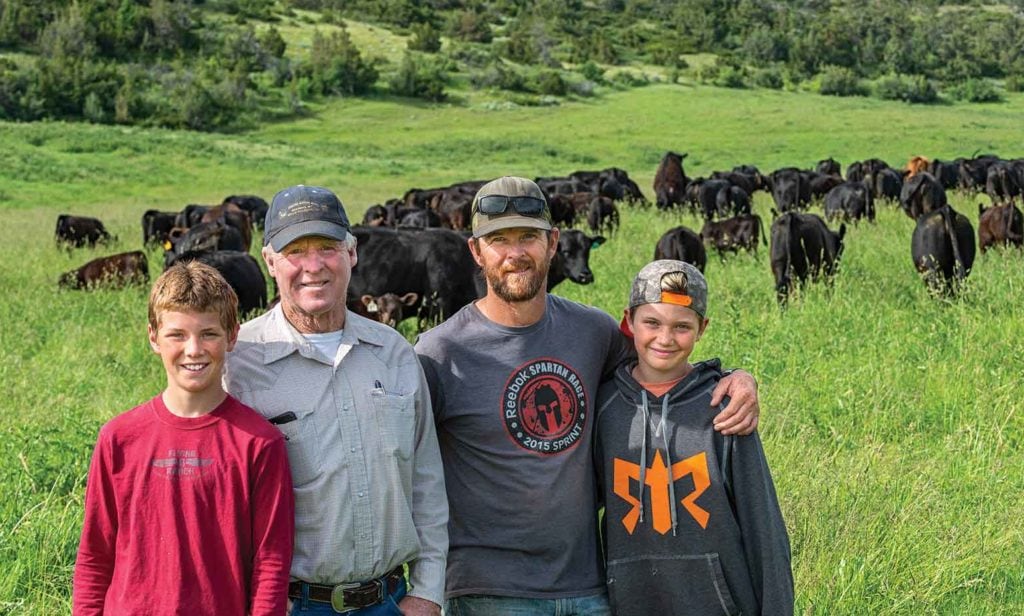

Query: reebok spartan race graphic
left=502, top=357, right=588, bottom=454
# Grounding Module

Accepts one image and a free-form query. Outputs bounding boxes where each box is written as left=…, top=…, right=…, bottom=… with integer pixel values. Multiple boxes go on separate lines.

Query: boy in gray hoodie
left=595, top=260, right=793, bottom=615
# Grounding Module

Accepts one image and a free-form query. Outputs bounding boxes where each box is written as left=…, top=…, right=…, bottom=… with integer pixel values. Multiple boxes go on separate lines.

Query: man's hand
left=710, top=369, right=759, bottom=435
left=398, top=595, right=441, bottom=616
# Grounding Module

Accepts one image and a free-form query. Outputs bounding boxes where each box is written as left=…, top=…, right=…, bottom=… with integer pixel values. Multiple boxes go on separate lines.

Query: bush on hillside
left=945, top=78, right=1003, bottom=103
left=818, top=65, right=868, bottom=97
left=469, top=62, right=527, bottom=92
left=752, top=67, right=784, bottom=89
left=300, top=27, right=378, bottom=96
left=446, top=10, right=492, bottom=43
left=388, top=52, right=446, bottom=101
left=874, top=73, right=938, bottom=104
left=407, top=21, right=441, bottom=53
left=714, top=66, right=747, bottom=89
left=578, top=61, right=605, bottom=83
left=532, top=70, right=566, bottom=96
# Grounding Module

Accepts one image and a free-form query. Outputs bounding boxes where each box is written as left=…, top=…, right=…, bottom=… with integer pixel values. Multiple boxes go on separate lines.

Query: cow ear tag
left=163, top=240, right=172, bottom=251
left=591, top=240, right=602, bottom=249
left=367, top=300, right=379, bottom=312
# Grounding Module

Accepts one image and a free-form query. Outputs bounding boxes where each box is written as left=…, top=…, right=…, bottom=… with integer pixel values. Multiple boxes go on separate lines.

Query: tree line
left=1, top=0, right=1022, bottom=131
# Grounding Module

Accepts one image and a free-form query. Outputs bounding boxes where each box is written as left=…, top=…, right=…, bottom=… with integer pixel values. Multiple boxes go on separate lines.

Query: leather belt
left=288, top=566, right=404, bottom=612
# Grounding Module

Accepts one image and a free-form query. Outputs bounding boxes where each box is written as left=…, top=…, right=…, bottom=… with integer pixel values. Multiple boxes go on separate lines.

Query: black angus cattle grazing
left=985, top=161, right=1021, bottom=205
left=715, top=185, right=752, bottom=217
left=710, top=170, right=765, bottom=195
left=141, top=210, right=178, bottom=246
left=768, top=168, right=810, bottom=212
left=547, top=229, right=605, bottom=290
left=653, top=226, right=707, bottom=272
left=900, top=172, right=947, bottom=219
left=816, top=158, right=841, bottom=176
left=824, top=182, right=875, bottom=224
left=586, top=196, right=620, bottom=235
left=958, top=155, right=1000, bottom=192
left=175, top=204, right=210, bottom=229
left=357, top=292, right=419, bottom=329
left=653, top=151, right=690, bottom=210
left=770, top=212, right=846, bottom=304
left=59, top=251, right=149, bottom=289
left=687, top=178, right=731, bottom=220
left=163, top=220, right=246, bottom=267
left=929, top=159, right=961, bottom=190
left=808, top=172, right=844, bottom=203
left=430, top=184, right=478, bottom=231
left=911, top=206, right=975, bottom=295
left=349, top=226, right=479, bottom=327
left=978, top=202, right=1024, bottom=252
left=362, top=205, right=390, bottom=226
left=166, top=250, right=267, bottom=316
left=397, top=207, right=441, bottom=228
left=871, top=168, right=903, bottom=203
left=55, top=215, right=112, bottom=249
left=222, top=195, right=269, bottom=230
left=700, top=214, right=766, bottom=259
left=200, top=203, right=253, bottom=251
left=546, top=194, right=578, bottom=228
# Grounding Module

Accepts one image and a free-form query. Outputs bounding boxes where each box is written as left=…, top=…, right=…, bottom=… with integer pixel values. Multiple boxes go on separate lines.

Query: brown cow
left=905, top=155, right=930, bottom=178
left=200, top=202, right=252, bottom=251
left=55, top=214, right=112, bottom=249
left=59, top=251, right=149, bottom=289
left=700, top=214, right=767, bottom=259
left=978, top=202, right=1024, bottom=252
left=653, top=151, right=690, bottom=210
left=359, top=292, right=419, bottom=329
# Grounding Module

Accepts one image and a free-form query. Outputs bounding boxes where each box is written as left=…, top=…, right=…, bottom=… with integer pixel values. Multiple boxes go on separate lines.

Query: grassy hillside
left=1, top=84, right=1023, bottom=613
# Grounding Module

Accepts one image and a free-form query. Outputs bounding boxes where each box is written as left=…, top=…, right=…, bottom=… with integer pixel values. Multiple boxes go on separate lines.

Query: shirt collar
left=260, top=304, right=385, bottom=365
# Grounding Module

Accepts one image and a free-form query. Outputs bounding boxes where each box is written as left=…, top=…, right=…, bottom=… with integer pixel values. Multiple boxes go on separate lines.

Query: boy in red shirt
left=74, top=261, right=294, bottom=615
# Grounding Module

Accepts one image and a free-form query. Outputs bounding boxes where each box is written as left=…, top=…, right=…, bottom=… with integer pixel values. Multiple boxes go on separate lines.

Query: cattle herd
left=54, top=150, right=1023, bottom=327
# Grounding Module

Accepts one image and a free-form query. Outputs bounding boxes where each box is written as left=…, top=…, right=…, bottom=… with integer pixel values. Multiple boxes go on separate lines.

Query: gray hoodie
left=595, top=359, right=793, bottom=615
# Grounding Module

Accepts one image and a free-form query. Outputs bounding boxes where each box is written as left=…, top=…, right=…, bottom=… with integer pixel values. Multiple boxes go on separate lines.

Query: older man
left=225, top=185, right=447, bottom=615
left=416, top=177, right=760, bottom=615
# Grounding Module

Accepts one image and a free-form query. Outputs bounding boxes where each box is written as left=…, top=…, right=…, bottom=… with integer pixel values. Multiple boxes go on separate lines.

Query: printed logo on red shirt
left=151, top=449, right=213, bottom=479
left=502, top=358, right=588, bottom=455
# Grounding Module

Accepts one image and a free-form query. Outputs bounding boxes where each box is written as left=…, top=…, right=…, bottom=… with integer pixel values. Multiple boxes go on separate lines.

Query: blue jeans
left=445, top=592, right=611, bottom=616
left=289, top=577, right=407, bottom=615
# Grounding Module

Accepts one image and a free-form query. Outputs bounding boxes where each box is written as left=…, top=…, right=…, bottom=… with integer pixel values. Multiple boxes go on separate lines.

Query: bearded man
left=415, top=176, right=762, bottom=615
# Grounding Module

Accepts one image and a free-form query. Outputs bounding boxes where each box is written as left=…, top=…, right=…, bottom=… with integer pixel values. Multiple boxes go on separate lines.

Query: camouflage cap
left=628, top=260, right=708, bottom=317
left=471, top=176, right=553, bottom=238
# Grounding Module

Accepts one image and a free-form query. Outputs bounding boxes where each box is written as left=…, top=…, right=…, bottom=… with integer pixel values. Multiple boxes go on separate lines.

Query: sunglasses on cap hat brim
left=475, top=195, right=546, bottom=216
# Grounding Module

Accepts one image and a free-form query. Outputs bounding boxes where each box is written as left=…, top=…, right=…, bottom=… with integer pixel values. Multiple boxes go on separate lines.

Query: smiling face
left=148, top=310, right=237, bottom=400
left=626, top=302, right=709, bottom=383
left=470, top=227, right=559, bottom=303
left=262, top=235, right=356, bottom=333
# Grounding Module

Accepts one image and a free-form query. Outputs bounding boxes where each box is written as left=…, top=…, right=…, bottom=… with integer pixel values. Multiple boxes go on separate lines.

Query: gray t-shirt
left=415, top=294, right=629, bottom=599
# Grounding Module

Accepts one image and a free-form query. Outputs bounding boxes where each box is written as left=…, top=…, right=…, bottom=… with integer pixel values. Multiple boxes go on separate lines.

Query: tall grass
left=1, top=84, right=1022, bottom=613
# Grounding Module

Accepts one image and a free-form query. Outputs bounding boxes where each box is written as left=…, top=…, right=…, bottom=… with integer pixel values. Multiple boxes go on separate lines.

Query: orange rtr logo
left=613, top=450, right=711, bottom=534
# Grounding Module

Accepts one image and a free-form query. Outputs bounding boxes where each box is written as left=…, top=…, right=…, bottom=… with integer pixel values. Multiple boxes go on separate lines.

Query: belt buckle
left=330, top=581, right=361, bottom=613
left=330, top=579, right=384, bottom=613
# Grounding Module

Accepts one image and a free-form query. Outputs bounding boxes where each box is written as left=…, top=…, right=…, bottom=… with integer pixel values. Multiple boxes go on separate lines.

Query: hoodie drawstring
left=638, top=389, right=678, bottom=535
left=638, top=390, right=648, bottom=524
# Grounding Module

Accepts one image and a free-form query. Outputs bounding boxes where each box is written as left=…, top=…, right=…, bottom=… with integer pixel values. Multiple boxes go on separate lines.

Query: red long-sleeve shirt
left=73, top=394, right=294, bottom=616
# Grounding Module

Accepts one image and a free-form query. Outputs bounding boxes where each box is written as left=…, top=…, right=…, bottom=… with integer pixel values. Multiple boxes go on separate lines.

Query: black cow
left=548, top=229, right=605, bottom=289
left=59, top=251, right=149, bottom=289
left=397, top=207, right=441, bottom=228
left=808, top=172, right=844, bottom=202
left=900, top=172, right=947, bottom=219
left=770, top=212, right=846, bottom=304
left=687, top=178, right=731, bottom=220
left=768, top=168, right=810, bottom=212
left=911, top=206, right=975, bottom=295
left=166, top=250, right=267, bottom=316
left=978, top=202, right=1024, bottom=253
left=816, top=158, right=841, bottom=177
left=958, top=155, right=1001, bottom=192
left=349, top=226, right=480, bottom=327
left=55, top=215, right=112, bottom=249
left=929, top=159, right=961, bottom=190
left=653, top=151, right=690, bottom=210
left=546, top=194, right=578, bottom=228
left=362, top=205, right=390, bottom=226
left=222, top=195, right=269, bottom=230
left=710, top=170, right=765, bottom=195
left=824, top=182, right=875, bottom=224
left=700, top=215, right=766, bottom=259
left=586, top=196, right=620, bottom=235
left=654, top=226, right=707, bottom=272
left=715, top=185, right=752, bottom=218
left=175, top=204, right=210, bottom=229
left=163, top=220, right=246, bottom=268
left=201, top=203, right=252, bottom=251
left=985, top=161, right=1021, bottom=204
left=871, top=168, right=903, bottom=203
left=142, top=210, right=178, bottom=246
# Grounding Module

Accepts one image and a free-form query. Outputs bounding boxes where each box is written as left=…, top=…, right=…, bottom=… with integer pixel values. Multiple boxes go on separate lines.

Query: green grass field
left=1, top=83, right=1023, bottom=614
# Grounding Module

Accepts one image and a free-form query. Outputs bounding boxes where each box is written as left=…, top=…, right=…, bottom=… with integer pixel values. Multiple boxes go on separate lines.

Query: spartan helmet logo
left=532, top=384, right=563, bottom=433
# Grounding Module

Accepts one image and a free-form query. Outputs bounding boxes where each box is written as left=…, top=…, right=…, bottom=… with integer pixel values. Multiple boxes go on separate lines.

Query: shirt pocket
left=273, top=408, right=323, bottom=486
left=372, top=392, right=416, bottom=460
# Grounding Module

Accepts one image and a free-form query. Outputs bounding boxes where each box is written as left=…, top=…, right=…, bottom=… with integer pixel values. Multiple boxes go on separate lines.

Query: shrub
left=533, top=70, right=566, bottom=96
left=469, top=62, right=527, bottom=92
left=946, top=78, right=1003, bottom=103
left=302, top=28, right=378, bottom=96
left=446, top=10, right=492, bottom=43
left=818, top=66, right=867, bottom=97
left=579, top=61, right=605, bottom=83
left=407, top=22, right=441, bottom=53
left=1006, top=74, right=1024, bottom=93
left=874, top=73, right=938, bottom=104
left=388, top=52, right=446, bottom=101
left=714, top=66, right=747, bottom=89
left=752, top=67, right=784, bottom=90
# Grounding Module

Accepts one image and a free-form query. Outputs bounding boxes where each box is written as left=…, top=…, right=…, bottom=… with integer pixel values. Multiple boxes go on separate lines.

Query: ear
left=591, top=235, right=606, bottom=248
left=400, top=292, right=419, bottom=306
left=261, top=246, right=276, bottom=276
left=347, top=243, right=358, bottom=268
left=467, top=236, right=484, bottom=267
left=361, top=295, right=375, bottom=307
left=225, top=324, right=240, bottom=353
left=696, top=317, right=710, bottom=341
left=148, top=324, right=160, bottom=353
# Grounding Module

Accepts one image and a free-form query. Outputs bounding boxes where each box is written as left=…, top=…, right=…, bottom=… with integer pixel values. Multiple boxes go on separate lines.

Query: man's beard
left=485, top=257, right=549, bottom=303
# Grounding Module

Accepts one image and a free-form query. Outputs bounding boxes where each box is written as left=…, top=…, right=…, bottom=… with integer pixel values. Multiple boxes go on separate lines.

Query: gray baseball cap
left=628, top=260, right=708, bottom=317
left=264, top=185, right=351, bottom=251
left=471, top=176, right=553, bottom=238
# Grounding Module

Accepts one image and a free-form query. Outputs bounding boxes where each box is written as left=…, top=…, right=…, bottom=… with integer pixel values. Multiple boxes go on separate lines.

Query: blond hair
left=148, top=261, right=238, bottom=332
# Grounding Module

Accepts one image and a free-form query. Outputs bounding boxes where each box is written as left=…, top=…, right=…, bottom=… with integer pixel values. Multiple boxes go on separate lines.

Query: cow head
left=555, top=229, right=604, bottom=285
left=360, top=292, right=419, bottom=329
